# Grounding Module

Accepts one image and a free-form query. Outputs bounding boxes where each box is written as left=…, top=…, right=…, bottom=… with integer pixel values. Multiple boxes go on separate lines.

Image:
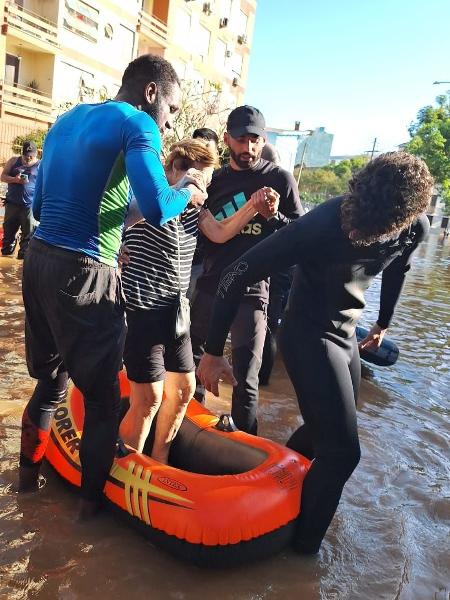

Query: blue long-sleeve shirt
left=33, top=100, right=191, bottom=266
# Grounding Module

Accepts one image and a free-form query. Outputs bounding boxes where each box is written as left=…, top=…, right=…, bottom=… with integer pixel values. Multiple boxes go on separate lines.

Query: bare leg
left=151, top=371, right=195, bottom=464
left=119, top=380, right=164, bottom=453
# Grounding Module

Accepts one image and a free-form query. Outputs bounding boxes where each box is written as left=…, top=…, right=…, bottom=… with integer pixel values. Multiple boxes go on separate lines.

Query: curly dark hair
left=341, top=152, right=433, bottom=245
left=120, top=54, right=180, bottom=98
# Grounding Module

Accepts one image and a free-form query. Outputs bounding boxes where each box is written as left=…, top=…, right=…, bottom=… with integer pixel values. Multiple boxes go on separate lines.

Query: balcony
left=137, top=11, right=169, bottom=48
left=0, top=81, right=54, bottom=124
left=4, top=1, right=59, bottom=53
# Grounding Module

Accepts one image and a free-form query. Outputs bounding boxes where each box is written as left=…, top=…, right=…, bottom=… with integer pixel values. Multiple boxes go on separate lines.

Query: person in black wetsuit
left=197, top=151, right=433, bottom=555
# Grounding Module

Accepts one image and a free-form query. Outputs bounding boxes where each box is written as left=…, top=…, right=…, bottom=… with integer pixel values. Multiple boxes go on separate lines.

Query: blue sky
left=244, top=0, right=450, bottom=156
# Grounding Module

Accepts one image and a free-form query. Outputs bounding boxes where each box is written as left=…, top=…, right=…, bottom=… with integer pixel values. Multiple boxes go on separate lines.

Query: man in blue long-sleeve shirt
left=19, top=55, right=206, bottom=518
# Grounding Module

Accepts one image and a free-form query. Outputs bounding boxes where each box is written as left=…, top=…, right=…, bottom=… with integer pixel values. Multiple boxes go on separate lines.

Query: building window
left=64, top=0, right=99, bottom=43
left=196, top=24, right=210, bottom=61
left=172, top=59, right=187, bottom=80
left=119, top=25, right=135, bottom=60
left=221, top=0, right=232, bottom=19
left=237, top=11, right=248, bottom=37
left=174, top=10, right=191, bottom=49
left=214, top=38, right=226, bottom=72
left=231, top=53, right=242, bottom=77
left=104, top=23, right=114, bottom=40
left=59, top=61, right=95, bottom=102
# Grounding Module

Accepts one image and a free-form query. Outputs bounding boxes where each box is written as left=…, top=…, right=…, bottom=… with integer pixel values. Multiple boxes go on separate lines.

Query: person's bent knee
left=166, top=372, right=196, bottom=405
left=316, top=443, right=361, bottom=479
left=179, top=372, right=196, bottom=399
left=130, top=381, right=164, bottom=416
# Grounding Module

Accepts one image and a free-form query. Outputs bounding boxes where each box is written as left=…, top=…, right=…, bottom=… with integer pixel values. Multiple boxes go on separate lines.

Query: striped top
left=122, top=207, right=200, bottom=310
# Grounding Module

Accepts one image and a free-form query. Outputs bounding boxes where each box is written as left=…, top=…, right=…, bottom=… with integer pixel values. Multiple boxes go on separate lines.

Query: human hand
left=358, top=323, right=387, bottom=351
left=197, top=353, right=237, bottom=397
left=14, top=175, right=26, bottom=184
left=186, top=183, right=208, bottom=209
left=251, top=187, right=280, bottom=220
left=118, top=244, right=130, bottom=270
left=174, top=168, right=207, bottom=193
left=173, top=168, right=208, bottom=209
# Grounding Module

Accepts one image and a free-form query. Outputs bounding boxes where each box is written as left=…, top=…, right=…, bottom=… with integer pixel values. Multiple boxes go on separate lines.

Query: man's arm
left=32, top=162, right=43, bottom=221
left=197, top=215, right=324, bottom=395
left=123, top=112, right=206, bottom=226
left=205, top=208, right=333, bottom=356
left=199, top=188, right=279, bottom=243
left=1, top=157, right=23, bottom=185
left=360, top=216, right=430, bottom=350
left=269, top=170, right=304, bottom=229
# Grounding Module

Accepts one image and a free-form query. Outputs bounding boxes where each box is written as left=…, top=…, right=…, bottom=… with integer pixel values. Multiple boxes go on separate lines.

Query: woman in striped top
left=120, top=139, right=279, bottom=462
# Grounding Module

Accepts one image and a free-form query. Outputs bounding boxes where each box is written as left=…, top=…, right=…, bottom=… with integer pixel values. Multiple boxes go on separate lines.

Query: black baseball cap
left=227, top=105, right=266, bottom=138
left=22, top=140, right=37, bottom=155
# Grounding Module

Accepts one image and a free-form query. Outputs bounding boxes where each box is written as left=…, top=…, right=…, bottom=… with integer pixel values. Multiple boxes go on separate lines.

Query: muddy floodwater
left=0, top=229, right=449, bottom=599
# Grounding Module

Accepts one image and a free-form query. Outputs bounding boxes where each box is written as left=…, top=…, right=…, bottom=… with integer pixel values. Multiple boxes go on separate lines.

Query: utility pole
left=296, top=141, right=308, bottom=186
left=295, top=130, right=314, bottom=186
left=370, top=137, right=377, bottom=160
left=365, top=137, right=379, bottom=161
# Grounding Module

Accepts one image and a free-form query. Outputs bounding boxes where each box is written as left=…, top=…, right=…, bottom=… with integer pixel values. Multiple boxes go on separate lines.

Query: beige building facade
left=0, top=0, right=256, bottom=162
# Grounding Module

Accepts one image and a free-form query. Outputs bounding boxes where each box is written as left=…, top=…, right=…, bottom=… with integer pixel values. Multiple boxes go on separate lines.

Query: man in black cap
left=190, top=105, right=303, bottom=434
left=1, top=141, right=40, bottom=259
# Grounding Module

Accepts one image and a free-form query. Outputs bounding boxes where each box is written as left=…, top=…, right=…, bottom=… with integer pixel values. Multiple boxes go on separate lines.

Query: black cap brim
left=228, top=126, right=265, bottom=139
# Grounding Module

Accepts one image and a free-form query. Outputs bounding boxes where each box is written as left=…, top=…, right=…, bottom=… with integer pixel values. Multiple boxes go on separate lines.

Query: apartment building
left=0, top=0, right=257, bottom=161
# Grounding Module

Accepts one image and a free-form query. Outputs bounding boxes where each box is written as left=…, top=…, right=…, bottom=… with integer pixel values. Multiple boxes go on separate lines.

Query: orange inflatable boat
left=45, top=372, right=310, bottom=566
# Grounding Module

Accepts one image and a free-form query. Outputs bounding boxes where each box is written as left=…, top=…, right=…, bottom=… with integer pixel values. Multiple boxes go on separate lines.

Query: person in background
left=192, top=127, right=219, bottom=152
left=18, top=55, right=206, bottom=520
left=191, top=105, right=303, bottom=435
left=120, top=138, right=278, bottom=461
left=187, top=128, right=220, bottom=297
left=259, top=140, right=291, bottom=386
left=197, top=151, right=433, bottom=555
left=1, top=141, right=40, bottom=259
left=261, top=142, right=281, bottom=165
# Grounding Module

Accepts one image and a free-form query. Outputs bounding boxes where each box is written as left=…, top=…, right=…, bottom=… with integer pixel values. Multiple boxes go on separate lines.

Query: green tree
left=11, top=128, right=48, bottom=157
left=406, top=93, right=450, bottom=213
left=162, top=80, right=231, bottom=162
left=296, top=156, right=368, bottom=207
left=296, top=168, right=345, bottom=205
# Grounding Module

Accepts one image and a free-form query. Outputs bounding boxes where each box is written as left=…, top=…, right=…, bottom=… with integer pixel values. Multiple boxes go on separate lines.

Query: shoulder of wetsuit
left=414, top=213, right=431, bottom=239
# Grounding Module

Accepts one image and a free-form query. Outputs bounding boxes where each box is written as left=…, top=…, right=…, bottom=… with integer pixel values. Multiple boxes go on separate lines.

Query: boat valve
left=215, top=414, right=238, bottom=432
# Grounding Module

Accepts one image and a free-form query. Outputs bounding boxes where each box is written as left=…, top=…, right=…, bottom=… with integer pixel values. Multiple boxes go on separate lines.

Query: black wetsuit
left=204, top=196, right=429, bottom=552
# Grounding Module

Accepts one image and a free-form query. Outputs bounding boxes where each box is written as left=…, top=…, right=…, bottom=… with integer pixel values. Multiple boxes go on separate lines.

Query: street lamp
left=433, top=81, right=450, bottom=85
left=295, top=129, right=314, bottom=186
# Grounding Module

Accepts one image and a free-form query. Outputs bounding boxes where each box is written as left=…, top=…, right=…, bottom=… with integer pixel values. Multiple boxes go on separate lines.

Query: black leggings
left=279, top=314, right=361, bottom=553
left=20, top=371, right=121, bottom=503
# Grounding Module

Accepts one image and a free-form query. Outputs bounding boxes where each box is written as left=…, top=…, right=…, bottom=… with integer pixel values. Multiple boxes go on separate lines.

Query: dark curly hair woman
left=196, top=151, right=434, bottom=555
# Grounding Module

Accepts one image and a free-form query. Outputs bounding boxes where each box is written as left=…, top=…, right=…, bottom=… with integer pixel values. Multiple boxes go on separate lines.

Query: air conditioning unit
left=203, top=2, right=212, bottom=15
left=225, top=50, right=232, bottom=58
left=237, top=34, right=247, bottom=45
left=219, top=17, right=228, bottom=28
left=232, top=77, right=239, bottom=87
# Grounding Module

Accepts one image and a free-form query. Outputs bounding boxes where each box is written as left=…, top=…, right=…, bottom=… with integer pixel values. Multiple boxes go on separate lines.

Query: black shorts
left=23, top=238, right=126, bottom=392
left=124, top=307, right=195, bottom=383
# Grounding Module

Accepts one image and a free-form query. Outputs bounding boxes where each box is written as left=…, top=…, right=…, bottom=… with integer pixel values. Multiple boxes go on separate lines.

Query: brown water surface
left=0, top=231, right=449, bottom=599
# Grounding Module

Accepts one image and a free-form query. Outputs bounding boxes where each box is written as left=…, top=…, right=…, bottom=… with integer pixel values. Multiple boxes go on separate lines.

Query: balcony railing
left=5, top=1, right=59, bottom=49
left=0, top=81, right=54, bottom=123
left=137, top=12, right=168, bottom=46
